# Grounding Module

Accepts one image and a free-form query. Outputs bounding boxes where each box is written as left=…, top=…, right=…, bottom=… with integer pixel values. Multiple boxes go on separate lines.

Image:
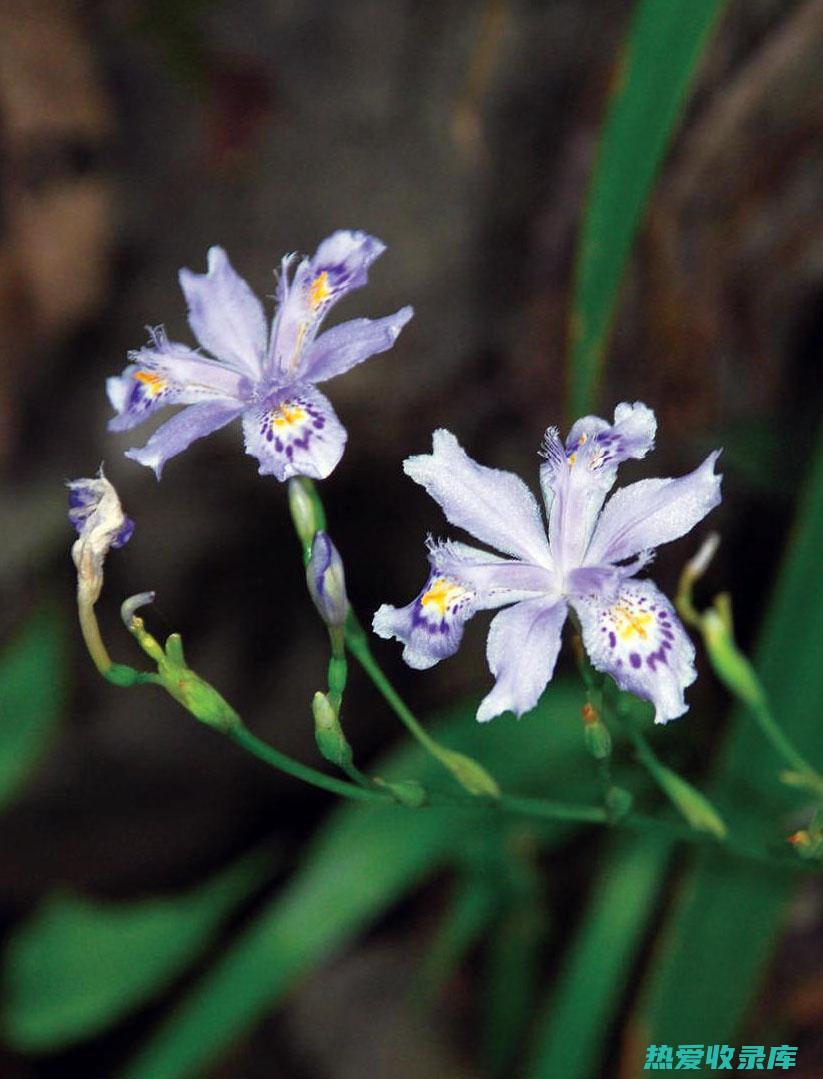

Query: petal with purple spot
left=585, top=451, right=722, bottom=566
left=178, top=247, right=267, bottom=378
left=540, top=403, right=657, bottom=568
left=373, top=571, right=476, bottom=670
left=242, top=384, right=347, bottom=481
left=107, top=329, right=248, bottom=434
left=270, top=231, right=387, bottom=376
left=404, top=430, right=553, bottom=567
left=572, top=578, right=696, bottom=724
left=476, top=597, right=568, bottom=723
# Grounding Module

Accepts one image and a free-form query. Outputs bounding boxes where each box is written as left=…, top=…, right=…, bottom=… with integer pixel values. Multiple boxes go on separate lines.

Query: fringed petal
left=125, top=400, right=244, bottom=478
left=572, top=578, right=696, bottom=724
left=373, top=571, right=476, bottom=670
left=476, top=598, right=568, bottom=723
left=403, top=430, right=553, bottom=567
left=270, top=230, right=387, bottom=377
left=585, top=451, right=722, bottom=566
left=178, top=246, right=267, bottom=377
left=242, top=383, right=347, bottom=481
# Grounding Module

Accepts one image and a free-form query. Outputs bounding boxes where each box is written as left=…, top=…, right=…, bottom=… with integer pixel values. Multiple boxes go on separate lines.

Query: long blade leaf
left=568, top=0, right=725, bottom=417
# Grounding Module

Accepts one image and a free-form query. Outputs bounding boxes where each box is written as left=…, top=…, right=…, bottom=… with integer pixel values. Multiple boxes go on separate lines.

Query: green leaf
left=0, top=608, right=65, bottom=810
left=526, top=834, right=668, bottom=1079
left=568, top=0, right=726, bottom=417
left=2, top=853, right=268, bottom=1052
left=119, top=681, right=602, bottom=1079
left=637, top=424, right=823, bottom=1053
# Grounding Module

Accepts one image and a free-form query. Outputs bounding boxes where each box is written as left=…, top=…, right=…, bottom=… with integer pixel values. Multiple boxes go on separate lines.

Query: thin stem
left=228, top=726, right=389, bottom=804
left=749, top=697, right=823, bottom=794
left=78, top=599, right=113, bottom=676
left=344, top=615, right=443, bottom=758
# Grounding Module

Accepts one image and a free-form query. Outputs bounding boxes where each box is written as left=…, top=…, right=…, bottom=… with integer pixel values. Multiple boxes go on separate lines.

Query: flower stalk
left=677, top=535, right=823, bottom=798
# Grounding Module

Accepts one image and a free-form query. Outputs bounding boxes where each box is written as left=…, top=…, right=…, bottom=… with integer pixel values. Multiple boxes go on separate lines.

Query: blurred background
left=1, top=0, right=822, bottom=1076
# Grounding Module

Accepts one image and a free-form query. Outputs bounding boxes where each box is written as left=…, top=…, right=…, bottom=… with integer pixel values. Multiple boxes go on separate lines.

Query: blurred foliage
left=0, top=608, right=64, bottom=811
left=636, top=422, right=823, bottom=1055
left=2, top=852, right=269, bottom=1052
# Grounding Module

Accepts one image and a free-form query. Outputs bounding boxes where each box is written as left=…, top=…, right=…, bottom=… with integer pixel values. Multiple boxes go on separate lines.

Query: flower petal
left=476, top=597, right=568, bottom=723
left=107, top=329, right=248, bottom=433
left=242, top=384, right=347, bottom=481
left=301, top=307, right=413, bottom=383
left=373, top=571, right=476, bottom=670
left=540, top=402, right=657, bottom=569
left=125, top=400, right=244, bottom=478
left=270, top=231, right=386, bottom=377
left=585, top=451, right=722, bottom=565
left=572, top=578, right=696, bottom=724
left=404, top=430, right=553, bottom=566
left=67, top=468, right=134, bottom=604
left=178, top=247, right=267, bottom=377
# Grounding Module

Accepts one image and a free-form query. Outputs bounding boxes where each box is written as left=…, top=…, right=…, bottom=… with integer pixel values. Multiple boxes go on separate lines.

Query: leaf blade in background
left=0, top=608, right=65, bottom=811
left=635, top=424, right=823, bottom=1055
left=568, top=0, right=726, bottom=417
left=526, top=834, right=668, bottom=1079
left=2, top=852, right=269, bottom=1052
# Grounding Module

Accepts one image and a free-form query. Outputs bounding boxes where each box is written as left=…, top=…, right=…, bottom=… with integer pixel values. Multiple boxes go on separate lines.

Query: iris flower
left=107, top=231, right=412, bottom=480
left=374, top=403, right=721, bottom=724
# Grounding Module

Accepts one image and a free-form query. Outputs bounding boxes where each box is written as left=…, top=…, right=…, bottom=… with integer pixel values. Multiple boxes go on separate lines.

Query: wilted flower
left=374, top=403, right=722, bottom=724
left=67, top=468, right=134, bottom=604
left=107, top=231, right=413, bottom=480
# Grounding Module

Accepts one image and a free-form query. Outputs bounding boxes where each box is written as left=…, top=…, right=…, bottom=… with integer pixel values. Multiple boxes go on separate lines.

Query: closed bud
left=306, top=532, right=349, bottom=629
left=288, top=477, right=325, bottom=551
left=584, top=718, right=612, bottom=760
left=312, top=691, right=353, bottom=768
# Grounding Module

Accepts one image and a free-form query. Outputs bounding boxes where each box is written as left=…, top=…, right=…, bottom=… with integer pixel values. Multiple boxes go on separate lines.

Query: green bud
left=605, top=786, right=633, bottom=821
left=373, top=777, right=428, bottom=808
left=655, top=765, right=727, bottom=839
left=312, top=691, right=353, bottom=768
left=702, top=607, right=766, bottom=711
left=161, top=667, right=241, bottom=733
left=288, top=477, right=326, bottom=552
left=434, top=746, right=500, bottom=799
left=584, top=719, right=612, bottom=760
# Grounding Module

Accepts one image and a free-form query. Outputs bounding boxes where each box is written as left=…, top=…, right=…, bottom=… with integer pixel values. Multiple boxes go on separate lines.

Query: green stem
left=228, top=726, right=389, bottom=804
left=344, top=615, right=445, bottom=758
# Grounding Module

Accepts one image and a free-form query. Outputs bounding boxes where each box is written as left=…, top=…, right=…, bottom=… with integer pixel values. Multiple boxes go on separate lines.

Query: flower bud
left=312, top=691, right=353, bottom=768
left=288, top=477, right=326, bottom=551
left=306, top=531, right=349, bottom=629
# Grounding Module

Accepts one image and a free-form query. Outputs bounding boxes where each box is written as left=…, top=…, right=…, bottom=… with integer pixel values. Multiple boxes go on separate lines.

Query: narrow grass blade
left=568, top=0, right=725, bottom=417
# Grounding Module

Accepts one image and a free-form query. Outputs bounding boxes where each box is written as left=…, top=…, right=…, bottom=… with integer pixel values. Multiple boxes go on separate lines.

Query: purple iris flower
left=374, top=403, right=722, bottom=725
left=107, top=231, right=413, bottom=480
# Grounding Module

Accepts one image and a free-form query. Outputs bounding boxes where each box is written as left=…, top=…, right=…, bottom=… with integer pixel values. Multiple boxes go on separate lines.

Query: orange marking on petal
left=271, top=402, right=308, bottom=428
left=134, top=370, right=167, bottom=396
left=421, top=577, right=466, bottom=616
left=309, top=271, right=332, bottom=309
left=612, top=605, right=653, bottom=641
